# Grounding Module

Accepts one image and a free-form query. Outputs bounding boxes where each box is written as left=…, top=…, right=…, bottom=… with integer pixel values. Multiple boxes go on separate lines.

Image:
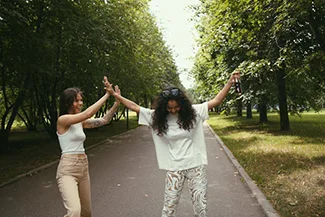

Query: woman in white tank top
left=56, top=76, right=120, bottom=217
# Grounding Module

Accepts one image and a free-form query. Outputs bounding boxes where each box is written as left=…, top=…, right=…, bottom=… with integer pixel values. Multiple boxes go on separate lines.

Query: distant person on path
left=105, top=71, right=240, bottom=217
left=56, top=77, right=120, bottom=217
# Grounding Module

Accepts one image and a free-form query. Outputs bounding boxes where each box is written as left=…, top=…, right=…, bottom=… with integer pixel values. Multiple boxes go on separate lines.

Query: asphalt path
left=0, top=123, right=273, bottom=217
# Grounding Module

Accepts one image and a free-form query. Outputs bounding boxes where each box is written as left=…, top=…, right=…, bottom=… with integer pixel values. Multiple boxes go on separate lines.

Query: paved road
left=0, top=123, right=273, bottom=217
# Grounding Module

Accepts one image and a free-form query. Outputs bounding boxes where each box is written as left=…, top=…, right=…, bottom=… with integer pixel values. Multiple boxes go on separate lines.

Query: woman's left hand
left=230, top=70, right=241, bottom=84
left=114, top=85, right=121, bottom=104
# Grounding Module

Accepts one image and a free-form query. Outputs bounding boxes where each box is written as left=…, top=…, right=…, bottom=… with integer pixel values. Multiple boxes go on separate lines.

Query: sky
left=148, top=0, right=200, bottom=89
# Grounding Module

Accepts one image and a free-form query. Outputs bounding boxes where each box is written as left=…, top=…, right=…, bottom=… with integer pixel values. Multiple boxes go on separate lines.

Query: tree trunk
left=143, top=94, right=148, bottom=108
left=0, top=130, right=9, bottom=153
left=246, top=101, right=252, bottom=119
left=276, top=66, right=290, bottom=131
left=0, top=71, right=31, bottom=152
left=259, top=103, right=268, bottom=123
left=0, top=90, right=28, bottom=152
left=237, top=100, right=243, bottom=117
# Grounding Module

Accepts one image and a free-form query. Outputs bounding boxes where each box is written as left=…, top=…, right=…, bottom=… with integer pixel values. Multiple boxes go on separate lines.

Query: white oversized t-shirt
left=139, top=102, right=209, bottom=171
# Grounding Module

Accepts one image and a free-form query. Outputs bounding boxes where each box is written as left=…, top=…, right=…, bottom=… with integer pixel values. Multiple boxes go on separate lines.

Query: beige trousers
left=56, top=154, right=92, bottom=217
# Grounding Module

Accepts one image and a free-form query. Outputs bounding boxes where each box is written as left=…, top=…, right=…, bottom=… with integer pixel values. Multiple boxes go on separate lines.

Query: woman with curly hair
left=104, top=71, right=240, bottom=217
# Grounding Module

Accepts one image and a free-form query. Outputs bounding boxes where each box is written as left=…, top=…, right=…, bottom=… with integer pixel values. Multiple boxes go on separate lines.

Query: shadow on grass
left=209, top=112, right=325, bottom=217
left=225, top=145, right=324, bottom=183
left=213, top=121, right=325, bottom=185
left=229, top=149, right=325, bottom=217
left=215, top=114, right=325, bottom=146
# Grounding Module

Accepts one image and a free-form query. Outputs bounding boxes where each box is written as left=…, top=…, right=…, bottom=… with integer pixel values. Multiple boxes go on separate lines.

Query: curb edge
left=205, top=122, right=279, bottom=217
left=0, top=127, right=137, bottom=188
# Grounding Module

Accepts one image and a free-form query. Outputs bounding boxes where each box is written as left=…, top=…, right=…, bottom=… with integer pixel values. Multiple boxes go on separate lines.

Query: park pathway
left=0, top=123, right=276, bottom=217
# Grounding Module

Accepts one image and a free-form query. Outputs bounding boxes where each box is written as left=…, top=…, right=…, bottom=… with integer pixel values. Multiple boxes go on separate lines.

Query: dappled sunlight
left=207, top=112, right=325, bottom=216
left=209, top=118, right=325, bottom=159
left=271, top=166, right=325, bottom=216
left=209, top=112, right=325, bottom=146
left=227, top=149, right=325, bottom=216
left=239, top=137, right=325, bottom=159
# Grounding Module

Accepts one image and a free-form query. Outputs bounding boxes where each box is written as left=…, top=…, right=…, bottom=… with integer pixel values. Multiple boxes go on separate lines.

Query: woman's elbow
left=208, top=100, right=221, bottom=110
left=84, top=110, right=95, bottom=119
left=131, top=105, right=140, bottom=113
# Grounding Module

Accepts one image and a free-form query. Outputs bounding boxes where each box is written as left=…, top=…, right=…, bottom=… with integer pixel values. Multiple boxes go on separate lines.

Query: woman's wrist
left=113, top=92, right=121, bottom=99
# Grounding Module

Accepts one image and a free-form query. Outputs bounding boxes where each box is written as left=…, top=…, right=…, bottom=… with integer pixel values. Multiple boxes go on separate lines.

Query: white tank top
left=57, top=122, right=86, bottom=154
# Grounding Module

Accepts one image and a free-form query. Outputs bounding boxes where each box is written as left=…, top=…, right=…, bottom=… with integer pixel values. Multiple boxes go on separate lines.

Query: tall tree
left=191, top=0, right=325, bottom=130
left=0, top=0, right=181, bottom=151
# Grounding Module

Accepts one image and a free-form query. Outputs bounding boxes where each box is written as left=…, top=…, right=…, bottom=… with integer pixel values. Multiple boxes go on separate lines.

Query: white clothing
left=139, top=102, right=209, bottom=171
left=57, top=122, right=86, bottom=154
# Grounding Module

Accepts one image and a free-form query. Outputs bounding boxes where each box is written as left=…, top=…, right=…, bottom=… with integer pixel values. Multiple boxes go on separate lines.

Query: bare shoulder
left=57, top=114, right=68, bottom=124
left=57, top=115, right=70, bottom=134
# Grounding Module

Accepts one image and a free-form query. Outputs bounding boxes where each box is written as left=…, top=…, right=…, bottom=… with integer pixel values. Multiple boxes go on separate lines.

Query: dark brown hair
left=59, top=87, right=83, bottom=116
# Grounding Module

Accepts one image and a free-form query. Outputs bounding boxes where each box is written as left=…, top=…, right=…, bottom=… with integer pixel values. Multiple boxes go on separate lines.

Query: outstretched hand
left=230, top=70, right=241, bottom=84
left=103, top=76, right=140, bottom=113
left=114, top=85, right=121, bottom=103
left=103, top=76, right=115, bottom=95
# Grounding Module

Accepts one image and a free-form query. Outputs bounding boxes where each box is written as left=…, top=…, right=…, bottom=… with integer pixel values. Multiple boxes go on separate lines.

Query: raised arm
left=207, top=71, right=240, bottom=110
left=57, top=85, right=110, bottom=134
left=83, top=85, right=121, bottom=129
left=104, top=77, right=141, bottom=113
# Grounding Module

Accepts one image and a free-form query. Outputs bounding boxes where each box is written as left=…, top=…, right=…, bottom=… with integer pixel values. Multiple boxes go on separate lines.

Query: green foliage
left=191, top=0, right=325, bottom=124
left=0, top=0, right=180, bottom=150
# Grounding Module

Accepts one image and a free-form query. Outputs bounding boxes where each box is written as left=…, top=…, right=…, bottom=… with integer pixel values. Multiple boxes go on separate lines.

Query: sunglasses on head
left=161, top=88, right=181, bottom=99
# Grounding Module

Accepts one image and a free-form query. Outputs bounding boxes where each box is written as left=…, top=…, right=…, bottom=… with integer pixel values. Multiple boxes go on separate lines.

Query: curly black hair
left=151, top=87, right=196, bottom=136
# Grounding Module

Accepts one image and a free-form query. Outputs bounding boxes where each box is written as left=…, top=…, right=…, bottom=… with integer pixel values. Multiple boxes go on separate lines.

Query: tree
left=191, top=0, right=325, bottom=130
left=0, top=0, right=181, bottom=151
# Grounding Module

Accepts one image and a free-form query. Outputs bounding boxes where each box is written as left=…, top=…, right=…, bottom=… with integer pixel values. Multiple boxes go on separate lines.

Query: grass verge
left=207, top=111, right=325, bottom=217
left=0, top=113, right=139, bottom=185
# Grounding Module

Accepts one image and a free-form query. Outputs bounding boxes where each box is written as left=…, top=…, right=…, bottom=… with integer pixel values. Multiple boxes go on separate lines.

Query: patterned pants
left=162, top=165, right=208, bottom=217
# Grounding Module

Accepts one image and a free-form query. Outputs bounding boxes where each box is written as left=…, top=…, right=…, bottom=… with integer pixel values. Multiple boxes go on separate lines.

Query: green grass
left=207, top=111, right=325, bottom=217
left=0, top=112, right=139, bottom=184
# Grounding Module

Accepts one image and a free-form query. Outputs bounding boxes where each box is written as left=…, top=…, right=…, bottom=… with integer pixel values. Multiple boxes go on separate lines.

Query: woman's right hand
left=103, top=76, right=115, bottom=95
left=102, top=77, right=140, bottom=113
